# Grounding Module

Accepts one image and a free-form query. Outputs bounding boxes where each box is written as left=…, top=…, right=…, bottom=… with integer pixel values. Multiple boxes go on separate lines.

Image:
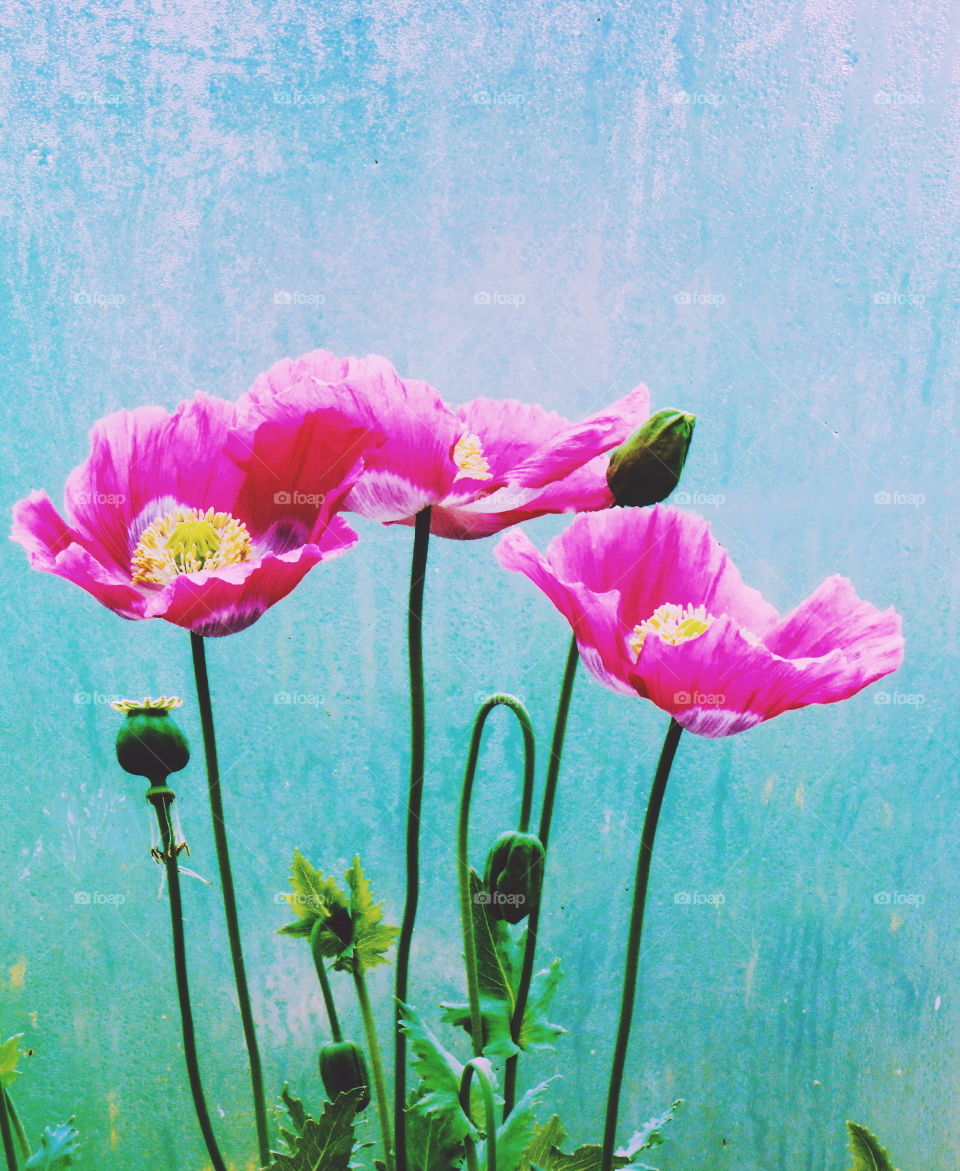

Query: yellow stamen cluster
left=110, top=696, right=183, bottom=713
left=628, top=602, right=715, bottom=658
left=453, top=432, right=493, bottom=480
left=131, top=507, right=253, bottom=585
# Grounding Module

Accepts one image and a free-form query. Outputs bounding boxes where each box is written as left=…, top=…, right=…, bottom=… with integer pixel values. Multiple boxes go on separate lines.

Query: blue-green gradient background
left=1, top=2, right=955, bottom=1168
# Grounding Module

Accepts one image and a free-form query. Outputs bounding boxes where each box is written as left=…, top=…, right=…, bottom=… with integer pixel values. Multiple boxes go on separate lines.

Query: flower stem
left=599, top=717, right=683, bottom=1171
left=189, top=632, right=270, bottom=1169
left=310, top=919, right=343, bottom=1043
left=0, top=1083, right=18, bottom=1171
left=353, top=963, right=395, bottom=1171
left=460, top=1059, right=498, bottom=1171
left=503, top=633, right=579, bottom=1116
left=2, top=1092, right=29, bottom=1163
left=458, top=696, right=536, bottom=1058
left=394, top=506, right=431, bottom=1171
left=147, top=787, right=229, bottom=1171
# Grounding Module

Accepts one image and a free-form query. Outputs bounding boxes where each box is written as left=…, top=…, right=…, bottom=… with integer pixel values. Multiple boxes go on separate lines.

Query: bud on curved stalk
left=112, top=696, right=190, bottom=780
left=483, top=831, right=545, bottom=925
left=606, top=409, right=696, bottom=508
left=319, top=1040, right=371, bottom=1110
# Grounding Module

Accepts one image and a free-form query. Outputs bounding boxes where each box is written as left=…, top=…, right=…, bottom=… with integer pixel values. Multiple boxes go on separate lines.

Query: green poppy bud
left=606, top=409, right=696, bottom=508
left=112, top=697, right=189, bottom=780
left=319, top=1040, right=370, bottom=1110
left=483, top=831, right=545, bottom=924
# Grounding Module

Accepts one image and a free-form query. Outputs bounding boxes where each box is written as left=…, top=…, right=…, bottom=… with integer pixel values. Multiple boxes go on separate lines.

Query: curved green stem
left=190, top=632, right=270, bottom=1169
left=503, top=633, right=578, bottom=1115
left=459, top=1059, right=498, bottom=1171
left=310, top=920, right=343, bottom=1043
left=2, top=1092, right=29, bottom=1163
left=458, top=695, right=537, bottom=1057
left=599, top=718, right=683, bottom=1171
left=353, top=963, right=395, bottom=1171
left=148, top=788, right=228, bottom=1171
left=394, top=506, right=431, bottom=1171
left=0, top=1083, right=17, bottom=1171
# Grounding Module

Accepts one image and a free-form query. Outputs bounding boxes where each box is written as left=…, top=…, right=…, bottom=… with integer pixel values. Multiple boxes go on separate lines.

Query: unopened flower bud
left=319, top=1040, right=370, bottom=1110
left=483, top=831, right=545, bottom=925
left=112, top=697, right=189, bottom=780
left=606, top=409, right=696, bottom=508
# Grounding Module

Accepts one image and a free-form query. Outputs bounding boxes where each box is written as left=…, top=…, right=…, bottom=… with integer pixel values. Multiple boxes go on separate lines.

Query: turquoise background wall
left=1, top=2, right=955, bottom=1168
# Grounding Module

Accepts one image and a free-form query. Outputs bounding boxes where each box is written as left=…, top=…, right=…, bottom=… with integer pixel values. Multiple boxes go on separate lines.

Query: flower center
left=628, top=602, right=715, bottom=658
left=131, top=507, right=252, bottom=585
left=111, top=696, right=183, bottom=713
left=453, top=432, right=493, bottom=480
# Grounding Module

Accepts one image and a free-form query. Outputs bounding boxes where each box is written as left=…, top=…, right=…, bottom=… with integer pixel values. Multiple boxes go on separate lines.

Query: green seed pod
left=606, top=409, right=696, bottom=508
left=113, top=697, right=189, bottom=780
left=319, top=1040, right=370, bottom=1110
left=483, top=831, right=545, bottom=924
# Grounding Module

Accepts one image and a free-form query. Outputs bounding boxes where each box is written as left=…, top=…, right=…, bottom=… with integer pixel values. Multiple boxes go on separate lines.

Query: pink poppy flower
left=495, top=506, right=904, bottom=737
left=11, top=392, right=382, bottom=636
left=240, top=349, right=652, bottom=538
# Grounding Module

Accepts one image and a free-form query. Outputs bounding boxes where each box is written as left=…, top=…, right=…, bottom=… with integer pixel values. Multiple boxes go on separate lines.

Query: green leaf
left=0, top=1035, right=23, bottom=1088
left=520, top=1102, right=683, bottom=1171
left=406, top=1091, right=466, bottom=1171
left=470, top=871, right=517, bottom=1006
left=398, top=1003, right=473, bottom=1141
left=846, top=1122, right=899, bottom=1171
left=266, top=1086, right=363, bottom=1171
left=24, top=1121, right=80, bottom=1169
left=617, top=1100, right=684, bottom=1158
left=477, top=1078, right=555, bottom=1171
left=441, top=958, right=565, bottom=1060
left=518, top=960, right=566, bottom=1052
left=345, top=856, right=399, bottom=972
left=279, top=850, right=350, bottom=939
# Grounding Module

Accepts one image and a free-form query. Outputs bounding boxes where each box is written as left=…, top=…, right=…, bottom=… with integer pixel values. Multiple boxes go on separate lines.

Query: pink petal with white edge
left=494, top=527, right=634, bottom=694
left=11, top=491, right=147, bottom=619
left=142, top=515, right=359, bottom=636
left=241, top=349, right=463, bottom=523
left=549, top=508, right=781, bottom=641
left=63, top=393, right=245, bottom=574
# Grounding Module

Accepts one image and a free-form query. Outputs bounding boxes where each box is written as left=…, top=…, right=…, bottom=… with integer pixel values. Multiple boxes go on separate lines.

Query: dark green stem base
left=503, top=632, right=579, bottom=1116
left=599, top=718, right=683, bottom=1171
left=394, top=506, right=432, bottom=1171
left=149, top=791, right=229, bottom=1171
left=190, top=632, right=270, bottom=1169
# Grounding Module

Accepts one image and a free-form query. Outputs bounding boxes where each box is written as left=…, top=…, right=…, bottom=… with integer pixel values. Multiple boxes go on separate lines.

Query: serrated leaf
left=846, top=1122, right=899, bottom=1171
left=24, top=1120, right=80, bottom=1169
left=441, top=957, right=565, bottom=1060
left=266, top=1087, right=363, bottom=1171
left=279, top=850, right=350, bottom=939
left=470, top=871, right=517, bottom=1006
left=520, top=1101, right=683, bottom=1171
left=346, top=855, right=400, bottom=972
left=617, top=1100, right=683, bottom=1158
left=518, top=961, right=566, bottom=1052
left=476, top=1078, right=555, bottom=1171
left=0, top=1035, right=23, bottom=1088
left=398, top=1002, right=472, bottom=1141
left=406, top=1092, right=465, bottom=1171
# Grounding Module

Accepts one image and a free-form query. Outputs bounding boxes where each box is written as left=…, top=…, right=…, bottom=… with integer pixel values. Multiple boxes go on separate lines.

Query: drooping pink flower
left=11, top=392, right=383, bottom=636
left=495, top=506, right=904, bottom=737
left=240, top=349, right=652, bottom=538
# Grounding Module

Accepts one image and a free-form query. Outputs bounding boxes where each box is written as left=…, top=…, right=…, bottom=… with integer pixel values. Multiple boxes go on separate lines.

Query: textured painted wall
left=1, top=2, right=957, bottom=1169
